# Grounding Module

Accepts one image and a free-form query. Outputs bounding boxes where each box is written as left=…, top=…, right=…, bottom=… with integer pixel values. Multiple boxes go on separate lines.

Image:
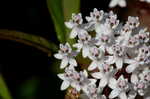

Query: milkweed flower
left=54, top=8, right=150, bottom=99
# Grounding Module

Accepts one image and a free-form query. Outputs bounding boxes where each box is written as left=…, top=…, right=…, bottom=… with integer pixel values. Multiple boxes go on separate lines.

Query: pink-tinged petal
left=60, top=58, right=69, bottom=69
left=91, top=72, right=104, bottom=79
left=115, top=57, right=123, bottom=69
left=88, top=61, right=97, bottom=71
left=119, top=92, right=127, bottom=99
left=54, top=53, right=63, bottom=59
left=126, top=63, right=138, bottom=73
left=61, top=81, right=70, bottom=90
left=82, top=46, right=89, bottom=58
left=69, top=58, right=77, bottom=66
left=65, top=21, right=74, bottom=29
left=106, top=56, right=115, bottom=64
left=108, top=78, right=117, bottom=89
left=131, top=74, right=138, bottom=84
left=109, top=89, right=120, bottom=98
left=99, top=77, right=108, bottom=88
left=57, top=74, right=65, bottom=80
left=70, top=28, right=78, bottom=38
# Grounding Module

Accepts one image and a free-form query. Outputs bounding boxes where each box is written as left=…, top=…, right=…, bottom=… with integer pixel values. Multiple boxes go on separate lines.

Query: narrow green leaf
left=0, top=75, right=12, bottom=99
left=46, top=0, right=66, bottom=43
left=0, top=29, right=58, bottom=56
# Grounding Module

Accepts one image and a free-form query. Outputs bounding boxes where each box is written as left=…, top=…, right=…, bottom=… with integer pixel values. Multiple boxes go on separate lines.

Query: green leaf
left=47, top=0, right=80, bottom=43
left=0, top=75, right=12, bottom=99
left=0, top=29, right=58, bottom=56
left=47, top=0, right=66, bottom=43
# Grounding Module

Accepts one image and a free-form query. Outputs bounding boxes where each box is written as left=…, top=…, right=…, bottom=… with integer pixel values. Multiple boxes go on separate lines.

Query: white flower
left=92, top=64, right=115, bottom=88
left=138, top=28, right=150, bottom=44
left=86, top=8, right=104, bottom=23
left=105, top=11, right=119, bottom=29
left=109, top=0, right=127, bottom=8
left=65, top=13, right=87, bottom=38
left=126, top=46, right=150, bottom=73
left=106, top=44, right=128, bottom=69
left=95, top=34, right=113, bottom=52
left=139, top=67, right=150, bottom=83
left=109, top=75, right=129, bottom=99
left=81, top=84, right=106, bottom=99
left=127, top=36, right=139, bottom=48
left=54, top=43, right=77, bottom=69
left=57, top=67, right=78, bottom=90
left=58, top=67, right=96, bottom=92
left=88, top=46, right=105, bottom=70
left=126, top=16, right=139, bottom=29
left=131, top=74, right=148, bottom=96
left=73, top=31, right=95, bottom=58
left=71, top=70, right=96, bottom=92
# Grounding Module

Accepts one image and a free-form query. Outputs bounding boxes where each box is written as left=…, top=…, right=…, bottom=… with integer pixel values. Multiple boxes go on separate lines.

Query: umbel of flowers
left=54, top=8, right=150, bottom=99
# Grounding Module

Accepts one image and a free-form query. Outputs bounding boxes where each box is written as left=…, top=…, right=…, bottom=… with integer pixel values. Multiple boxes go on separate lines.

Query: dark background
left=0, top=0, right=109, bottom=99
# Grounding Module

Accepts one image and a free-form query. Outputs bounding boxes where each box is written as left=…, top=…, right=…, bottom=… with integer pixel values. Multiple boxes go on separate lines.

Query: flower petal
left=119, top=92, right=127, bottom=99
left=106, top=56, right=115, bottom=64
left=57, top=74, right=65, bottom=80
left=71, top=82, right=81, bottom=92
left=99, top=77, right=108, bottom=88
left=91, top=72, right=104, bottom=79
left=83, top=70, right=88, bottom=78
left=54, top=53, right=63, bottom=59
left=108, top=77, right=117, bottom=89
left=118, top=0, right=126, bottom=7
left=60, top=58, right=69, bottom=69
left=115, top=57, right=123, bottom=69
left=88, top=61, right=97, bottom=71
left=109, top=0, right=119, bottom=8
left=69, top=58, right=77, bottom=66
left=126, top=63, right=138, bottom=73
left=65, top=21, right=74, bottom=29
left=61, top=81, right=70, bottom=90
left=109, top=89, right=120, bottom=99
left=70, top=28, right=78, bottom=38
left=89, top=78, right=97, bottom=83
left=131, top=74, right=138, bottom=84
left=82, top=46, right=89, bottom=58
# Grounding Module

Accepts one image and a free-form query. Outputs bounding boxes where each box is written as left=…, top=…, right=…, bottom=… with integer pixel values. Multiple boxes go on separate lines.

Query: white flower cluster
left=54, top=8, right=150, bottom=99
left=109, top=0, right=150, bottom=8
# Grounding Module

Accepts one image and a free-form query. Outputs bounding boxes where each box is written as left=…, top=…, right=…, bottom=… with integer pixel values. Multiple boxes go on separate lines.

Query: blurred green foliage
left=0, top=75, right=12, bottom=99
